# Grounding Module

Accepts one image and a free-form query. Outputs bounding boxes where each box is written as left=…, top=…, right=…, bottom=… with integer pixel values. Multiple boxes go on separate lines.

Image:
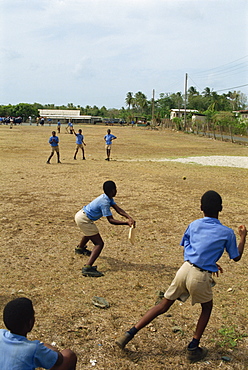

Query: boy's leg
left=47, top=151, right=54, bottom=163
left=57, top=151, right=61, bottom=163
left=193, top=300, right=213, bottom=341
left=82, top=233, right=104, bottom=277
left=74, top=148, right=78, bottom=159
left=81, top=148, right=85, bottom=159
left=75, top=235, right=91, bottom=255
left=87, top=233, right=104, bottom=266
left=135, top=298, right=174, bottom=330
left=116, top=298, right=174, bottom=349
left=78, top=235, right=90, bottom=249
left=50, top=349, right=77, bottom=370
left=187, top=300, right=212, bottom=363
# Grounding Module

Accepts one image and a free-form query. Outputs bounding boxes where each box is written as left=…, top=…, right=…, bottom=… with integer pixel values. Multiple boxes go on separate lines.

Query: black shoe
left=82, top=266, right=104, bottom=277
left=75, top=247, right=91, bottom=256
left=187, top=346, right=208, bottom=363
left=116, top=332, right=133, bottom=349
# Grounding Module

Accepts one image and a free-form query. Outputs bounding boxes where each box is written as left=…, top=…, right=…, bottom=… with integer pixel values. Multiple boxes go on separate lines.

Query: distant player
left=47, top=131, right=61, bottom=164
left=57, top=120, right=61, bottom=133
left=116, top=190, right=246, bottom=363
left=66, top=121, right=73, bottom=134
left=104, top=129, right=116, bottom=161
left=75, top=181, right=135, bottom=277
left=73, top=129, right=86, bottom=160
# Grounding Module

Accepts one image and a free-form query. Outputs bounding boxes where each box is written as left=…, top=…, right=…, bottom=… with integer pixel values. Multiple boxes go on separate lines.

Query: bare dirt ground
left=0, top=124, right=248, bottom=369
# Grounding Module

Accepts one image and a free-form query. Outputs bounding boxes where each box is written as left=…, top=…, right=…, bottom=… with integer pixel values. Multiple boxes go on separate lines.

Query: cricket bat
left=128, top=225, right=136, bottom=245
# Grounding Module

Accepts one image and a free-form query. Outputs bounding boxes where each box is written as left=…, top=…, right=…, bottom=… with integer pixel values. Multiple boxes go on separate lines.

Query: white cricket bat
left=128, top=225, right=136, bottom=245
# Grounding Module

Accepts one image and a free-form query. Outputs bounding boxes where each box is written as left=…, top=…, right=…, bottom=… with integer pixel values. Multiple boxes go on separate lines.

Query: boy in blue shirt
left=104, top=129, right=116, bottom=161
left=47, top=131, right=61, bottom=164
left=75, top=181, right=135, bottom=277
left=116, top=190, right=247, bottom=363
left=0, top=297, right=77, bottom=370
left=73, top=129, right=86, bottom=160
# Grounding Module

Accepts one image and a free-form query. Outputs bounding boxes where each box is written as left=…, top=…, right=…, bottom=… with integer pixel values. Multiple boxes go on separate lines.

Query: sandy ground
left=124, top=155, right=248, bottom=168
left=0, top=124, right=248, bottom=369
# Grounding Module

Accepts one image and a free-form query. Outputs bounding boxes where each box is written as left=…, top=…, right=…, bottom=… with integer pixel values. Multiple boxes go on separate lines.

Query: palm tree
left=125, top=92, right=134, bottom=110
left=134, top=91, right=148, bottom=115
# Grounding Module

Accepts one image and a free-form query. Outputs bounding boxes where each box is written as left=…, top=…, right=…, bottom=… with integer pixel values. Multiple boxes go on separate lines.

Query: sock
left=188, top=338, right=199, bottom=349
left=127, top=327, right=138, bottom=337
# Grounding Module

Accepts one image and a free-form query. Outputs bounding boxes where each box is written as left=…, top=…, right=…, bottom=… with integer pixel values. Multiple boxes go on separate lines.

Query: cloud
left=1, top=0, right=247, bottom=107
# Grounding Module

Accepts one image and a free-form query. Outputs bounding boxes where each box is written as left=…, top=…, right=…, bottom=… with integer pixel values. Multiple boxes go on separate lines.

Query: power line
left=215, top=83, right=248, bottom=92
left=192, top=55, right=248, bottom=77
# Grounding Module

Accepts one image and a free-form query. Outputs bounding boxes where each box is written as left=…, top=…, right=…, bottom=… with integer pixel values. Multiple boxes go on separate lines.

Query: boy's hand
left=128, top=218, right=135, bottom=228
left=213, top=263, right=223, bottom=277
left=238, top=225, right=247, bottom=238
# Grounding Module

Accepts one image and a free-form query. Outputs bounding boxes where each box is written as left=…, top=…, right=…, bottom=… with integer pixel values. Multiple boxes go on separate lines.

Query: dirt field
left=0, top=124, right=247, bottom=369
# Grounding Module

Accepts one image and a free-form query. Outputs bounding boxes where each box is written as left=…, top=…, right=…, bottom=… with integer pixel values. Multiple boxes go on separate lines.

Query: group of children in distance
left=46, top=128, right=116, bottom=164
left=0, top=181, right=246, bottom=368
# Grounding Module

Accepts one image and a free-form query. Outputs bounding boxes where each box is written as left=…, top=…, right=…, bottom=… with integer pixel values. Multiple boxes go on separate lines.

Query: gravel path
left=127, top=156, right=248, bottom=169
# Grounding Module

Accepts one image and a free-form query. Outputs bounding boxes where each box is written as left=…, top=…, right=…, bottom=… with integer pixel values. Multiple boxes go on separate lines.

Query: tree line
left=0, top=86, right=247, bottom=124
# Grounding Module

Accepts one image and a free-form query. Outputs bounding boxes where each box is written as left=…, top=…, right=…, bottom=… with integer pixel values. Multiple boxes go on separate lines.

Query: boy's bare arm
left=233, top=225, right=247, bottom=262
left=108, top=204, right=135, bottom=227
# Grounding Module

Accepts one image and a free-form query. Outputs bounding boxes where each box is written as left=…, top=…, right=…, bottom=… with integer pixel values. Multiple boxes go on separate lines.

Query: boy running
left=75, top=181, right=135, bottom=277
left=73, top=129, right=86, bottom=160
left=116, top=190, right=246, bottom=363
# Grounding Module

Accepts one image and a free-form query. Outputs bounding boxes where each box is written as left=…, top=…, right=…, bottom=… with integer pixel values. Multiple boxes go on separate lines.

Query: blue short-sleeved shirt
left=181, top=217, right=239, bottom=272
left=75, top=133, right=84, bottom=145
left=104, top=134, right=116, bottom=145
left=83, top=194, right=116, bottom=221
left=0, top=329, right=58, bottom=370
left=49, top=136, right=59, bottom=147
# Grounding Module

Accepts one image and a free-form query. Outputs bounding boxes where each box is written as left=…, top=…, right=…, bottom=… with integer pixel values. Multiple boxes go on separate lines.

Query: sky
left=0, top=0, right=248, bottom=109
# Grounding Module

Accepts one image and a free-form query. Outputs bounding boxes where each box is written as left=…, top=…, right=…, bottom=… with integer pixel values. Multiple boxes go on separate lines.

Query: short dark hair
left=3, top=298, right=34, bottom=333
left=103, top=181, right=116, bottom=196
left=201, top=190, right=222, bottom=215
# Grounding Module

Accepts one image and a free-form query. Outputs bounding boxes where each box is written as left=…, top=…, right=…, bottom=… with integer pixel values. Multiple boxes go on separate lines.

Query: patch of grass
left=217, top=326, right=248, bottom=348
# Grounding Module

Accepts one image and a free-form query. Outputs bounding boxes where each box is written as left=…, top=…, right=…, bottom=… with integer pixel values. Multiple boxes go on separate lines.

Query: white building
left=38, top=109, right=101, bottom=124
left=170, top=109, right=198, bottom=120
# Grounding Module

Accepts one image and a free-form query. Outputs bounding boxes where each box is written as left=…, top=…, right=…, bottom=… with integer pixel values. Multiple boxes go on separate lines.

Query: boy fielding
left=75, top=181, right=135, bottom=277
left=0, top=297, right=77, bottom=370
left=104, top=129, right=116, bottom=161
left=73, top=128, right=86, bottom=160
left=116, top=190, right=247, bottom=363
left=47, top=131, right=61, bottom=164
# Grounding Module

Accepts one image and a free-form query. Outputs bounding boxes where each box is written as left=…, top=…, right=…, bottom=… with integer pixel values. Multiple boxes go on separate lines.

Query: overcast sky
left=1, top=0, right=247, bottom=108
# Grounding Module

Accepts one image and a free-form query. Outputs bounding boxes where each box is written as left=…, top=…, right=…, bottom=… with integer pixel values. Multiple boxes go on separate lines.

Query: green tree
left=12, top=103, right=39, bottom=121
left=125, top=92, right=134, bottom=110
left=134, top=91, right=148, bottom=114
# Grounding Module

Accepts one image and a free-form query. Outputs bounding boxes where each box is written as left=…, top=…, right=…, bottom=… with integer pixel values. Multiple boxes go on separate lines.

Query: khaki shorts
left=105, top=144, right=112, bottom=150
left=165, top=261, right=214, bottom=305
left=75, top=210, right=99, bottom=236
left=51, top=146, right=59, bottom=152
left=76, top=144, right=83, bottom=149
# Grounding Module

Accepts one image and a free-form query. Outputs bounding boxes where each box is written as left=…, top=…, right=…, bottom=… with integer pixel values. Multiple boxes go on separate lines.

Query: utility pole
left=151, top=89, right=155, bottom=127
left=184, top=73, right=188, bottom=130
